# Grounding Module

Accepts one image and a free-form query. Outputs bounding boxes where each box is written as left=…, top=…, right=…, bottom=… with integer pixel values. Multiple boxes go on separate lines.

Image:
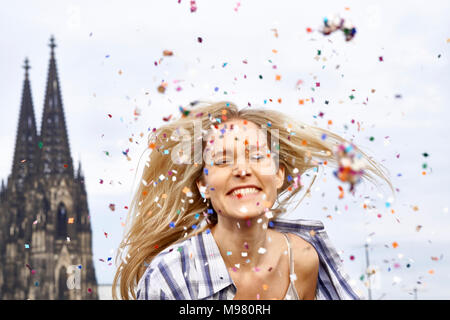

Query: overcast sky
left=1, top=0, right=449, bottom=299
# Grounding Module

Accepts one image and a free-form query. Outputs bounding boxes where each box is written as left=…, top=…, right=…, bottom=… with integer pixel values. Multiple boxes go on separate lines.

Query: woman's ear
left=276, top=165, right=285, bottom=189
left=196, top=178, right=209, bottom=199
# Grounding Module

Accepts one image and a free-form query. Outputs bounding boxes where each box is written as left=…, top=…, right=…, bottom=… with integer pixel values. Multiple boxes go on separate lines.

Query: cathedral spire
left=11, top=57, right=39, bottom=187
left=38, top=36, right=74, bottom=177
left=76, top=159, right=83, bottom=179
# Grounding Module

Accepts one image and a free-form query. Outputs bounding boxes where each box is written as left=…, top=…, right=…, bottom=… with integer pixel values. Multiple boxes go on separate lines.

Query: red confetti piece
left=338, top=186, right=344, bottom=199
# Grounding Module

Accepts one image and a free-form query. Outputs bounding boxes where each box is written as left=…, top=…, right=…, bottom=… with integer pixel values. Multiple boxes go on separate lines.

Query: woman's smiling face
left=197, top=118, right=285, bottom=221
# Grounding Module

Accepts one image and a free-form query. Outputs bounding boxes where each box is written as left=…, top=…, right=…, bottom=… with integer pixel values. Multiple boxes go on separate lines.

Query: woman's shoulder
left=288, top=232, right=319, bottom=274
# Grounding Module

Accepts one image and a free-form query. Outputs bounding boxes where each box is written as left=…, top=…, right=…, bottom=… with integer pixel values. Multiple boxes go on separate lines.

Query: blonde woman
left=113, top=101, right=392, bottom=300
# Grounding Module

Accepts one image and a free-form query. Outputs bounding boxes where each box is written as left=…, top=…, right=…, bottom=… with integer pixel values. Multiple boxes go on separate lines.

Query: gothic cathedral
left=0, top=36, right=98, bottom=299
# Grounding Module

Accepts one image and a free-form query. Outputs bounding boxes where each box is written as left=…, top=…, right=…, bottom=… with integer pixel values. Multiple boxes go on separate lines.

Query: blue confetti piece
left=345, top=145, right=354, bottom=153
left=268, top=221, right=274, bottom=227
left=206, top=229, right=211, bottom=234
left=222, top=62, right=228, bottom=67
left=195, top=213, right=200, bottom=219
left=321, top=134, right=327, bottom=140
left=204, top=168, right=209, bottom=175
left=207, top=209, right=214, bottom=214
left=169, top=222, right=175, bottom=228
left=287, top=175, right=293, bottom=182
left=214, top=87, right=219, bottom=92
left=191, top=224, right=197, bottom=229
left=164, top=150, right=169, bottom=154
left=385, top=202, right=391, bottom=208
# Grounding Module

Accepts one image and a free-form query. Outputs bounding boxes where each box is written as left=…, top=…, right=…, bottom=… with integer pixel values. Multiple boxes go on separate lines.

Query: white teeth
left=230, top=187, right=260, bottom=197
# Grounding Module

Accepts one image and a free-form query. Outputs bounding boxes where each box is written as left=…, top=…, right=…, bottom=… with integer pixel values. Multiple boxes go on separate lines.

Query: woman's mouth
left=227, top=187, right=262, bottom=199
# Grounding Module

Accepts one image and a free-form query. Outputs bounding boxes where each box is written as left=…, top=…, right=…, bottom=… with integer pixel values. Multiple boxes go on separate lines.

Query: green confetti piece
left=38, top=141, right=43, bottom=149
left=369, top=137, right=375, bottom=141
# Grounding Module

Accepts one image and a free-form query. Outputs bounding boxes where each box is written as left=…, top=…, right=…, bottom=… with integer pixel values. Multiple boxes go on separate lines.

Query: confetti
left=109, top=203, right=115, bottom=211
left=190, top=0, right=197, bottom=13
left=333, top=142, right=365, bottom=191
left=157, top=82, right=168, bottom=94
left=320, top=14, right=357, bottom=41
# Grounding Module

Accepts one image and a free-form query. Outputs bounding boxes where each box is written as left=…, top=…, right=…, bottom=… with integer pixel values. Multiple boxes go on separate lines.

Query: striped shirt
left=136, top=217, right=364, bottom=300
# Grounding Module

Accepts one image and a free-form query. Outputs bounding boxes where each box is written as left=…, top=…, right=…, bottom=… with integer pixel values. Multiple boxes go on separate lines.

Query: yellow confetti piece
left=275, top=75, right=281, bottom=81
left=67, top=218, right=74, bottom=224
left=262, top=284, right=269, bottom=291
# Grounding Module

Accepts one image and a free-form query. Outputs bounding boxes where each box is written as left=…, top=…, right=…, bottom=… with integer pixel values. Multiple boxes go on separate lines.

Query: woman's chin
left=223, top=206, right=266, bottom=221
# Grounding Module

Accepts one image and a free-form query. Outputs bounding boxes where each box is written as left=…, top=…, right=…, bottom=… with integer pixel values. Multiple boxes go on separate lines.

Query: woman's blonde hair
left=112, top=100, right=394, bottom=299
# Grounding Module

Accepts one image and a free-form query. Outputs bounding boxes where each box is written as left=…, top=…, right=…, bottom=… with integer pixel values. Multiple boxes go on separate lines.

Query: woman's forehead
left=205, top=119, right=268, bottom=148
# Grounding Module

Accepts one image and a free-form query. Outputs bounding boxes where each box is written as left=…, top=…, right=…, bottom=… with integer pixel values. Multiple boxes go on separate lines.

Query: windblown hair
left=112, top=101, right=393, bottom=299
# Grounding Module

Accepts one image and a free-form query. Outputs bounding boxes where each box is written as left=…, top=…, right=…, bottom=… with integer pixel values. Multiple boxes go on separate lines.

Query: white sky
left=1, top=0, right=449, bottom=299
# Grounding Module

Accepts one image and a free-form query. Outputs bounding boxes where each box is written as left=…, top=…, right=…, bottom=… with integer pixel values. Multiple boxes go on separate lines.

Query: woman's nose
left=232, top=163, right=252, bottom=178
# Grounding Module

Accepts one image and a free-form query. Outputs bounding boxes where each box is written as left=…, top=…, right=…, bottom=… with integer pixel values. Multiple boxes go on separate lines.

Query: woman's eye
left=215, top=159, right=231, bottom=165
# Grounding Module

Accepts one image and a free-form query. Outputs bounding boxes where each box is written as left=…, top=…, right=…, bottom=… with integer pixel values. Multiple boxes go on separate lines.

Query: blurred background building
left=0, top=36, right=98, bottom=299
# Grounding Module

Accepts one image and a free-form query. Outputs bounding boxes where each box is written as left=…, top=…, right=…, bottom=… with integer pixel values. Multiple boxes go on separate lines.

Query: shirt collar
left=195, top=230, right=235, bottom=299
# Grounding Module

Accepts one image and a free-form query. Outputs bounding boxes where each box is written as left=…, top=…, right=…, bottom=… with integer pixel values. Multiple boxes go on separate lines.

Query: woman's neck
left=211, top=215, right=274, bottom=272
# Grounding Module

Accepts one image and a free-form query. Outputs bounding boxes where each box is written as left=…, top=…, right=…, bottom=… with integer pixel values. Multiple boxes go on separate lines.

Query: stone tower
left=0, top=36, right=98, bottom=300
